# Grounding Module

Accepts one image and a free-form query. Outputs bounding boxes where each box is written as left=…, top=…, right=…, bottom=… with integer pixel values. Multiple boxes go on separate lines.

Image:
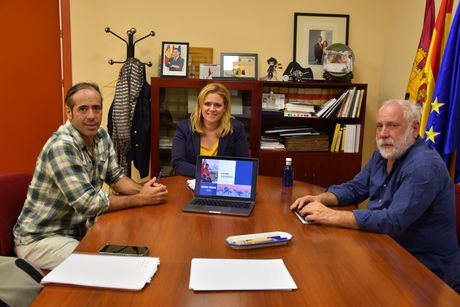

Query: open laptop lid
left=194, top=155, right=259, bottom=202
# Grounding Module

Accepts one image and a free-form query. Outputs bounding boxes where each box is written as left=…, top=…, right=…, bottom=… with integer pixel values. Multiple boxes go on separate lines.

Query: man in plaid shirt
left=13, top=82, right=168, bottom=270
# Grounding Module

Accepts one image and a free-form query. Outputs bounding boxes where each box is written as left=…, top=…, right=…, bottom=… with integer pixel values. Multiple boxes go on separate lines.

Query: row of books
left=261, top=127, right=328, bottom=151
left=336, top=87, right=364, bottom=118
left=263, top=86, right=341, bottom=106
left=330, top=123, right=361, bottom=153
left=315, top=87, right=364, bottom=118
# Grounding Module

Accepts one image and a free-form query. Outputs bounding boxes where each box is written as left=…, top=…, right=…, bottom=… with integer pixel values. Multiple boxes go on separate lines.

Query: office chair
left=0, top=173, right=32, bottom=256
left=455, top=184, right=460, bottom=244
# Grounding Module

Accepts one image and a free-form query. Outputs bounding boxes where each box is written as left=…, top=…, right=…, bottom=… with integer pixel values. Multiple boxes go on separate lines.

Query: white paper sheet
left=41, top=253, right=160, bottom=291
left=189, top=258, right=297, bottom=291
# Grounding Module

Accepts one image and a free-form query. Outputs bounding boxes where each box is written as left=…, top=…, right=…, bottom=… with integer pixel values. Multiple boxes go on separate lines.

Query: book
left=284, top=134, right=329, bottom=151
left=344, top=124, right=355, bottom=153
left=322, top=91, right=348, bottom=118
left=338, top=87, right=355, bottom=118
left=284, top=103, right=315, bottom=113
left=354, top=90, right=364, bottom=118
left=330, top=123, right=341, bottom=152
left=279, top=131, right=320, bottom=137
left=315, top=98, right=336, bottom=117
left=354, top=124, right=361, bottom=152
left=265, top=126, right=315, bottom=134
left=348, top=89, right=361, bottom=118
left=323, top=97, right=344, bottom=118
left=340, top=126, right=347, bottom=152
left=334, top=126, right=343, bottom=152
left=283, top=111, right=314, bottom=118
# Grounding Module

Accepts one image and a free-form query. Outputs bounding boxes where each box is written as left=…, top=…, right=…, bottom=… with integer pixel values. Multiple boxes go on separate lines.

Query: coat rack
left=105, top=27, right=155, bottom=67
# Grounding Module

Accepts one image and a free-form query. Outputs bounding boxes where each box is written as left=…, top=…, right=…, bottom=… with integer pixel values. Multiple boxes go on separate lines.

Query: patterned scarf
left=111, top=58, right=144, bottom=175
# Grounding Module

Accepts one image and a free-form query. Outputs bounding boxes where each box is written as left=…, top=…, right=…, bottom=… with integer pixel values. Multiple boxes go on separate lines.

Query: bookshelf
left=259, top=81, right=367, bottom=187
left=150, top=77, right=261, bottom=176
left=150, top=78, right=366, bottom=187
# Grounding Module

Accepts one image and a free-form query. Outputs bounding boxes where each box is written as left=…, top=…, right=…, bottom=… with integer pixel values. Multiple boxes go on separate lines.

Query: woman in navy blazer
left=171, top=83, right=249, bottom=177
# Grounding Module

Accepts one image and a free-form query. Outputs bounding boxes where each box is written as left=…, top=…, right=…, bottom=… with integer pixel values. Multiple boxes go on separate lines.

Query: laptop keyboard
left=192, top=199, right=251, bottom=209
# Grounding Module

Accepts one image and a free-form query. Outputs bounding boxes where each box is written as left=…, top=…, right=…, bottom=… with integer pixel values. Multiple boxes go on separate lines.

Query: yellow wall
left=70, top=0, right=458, bottom=177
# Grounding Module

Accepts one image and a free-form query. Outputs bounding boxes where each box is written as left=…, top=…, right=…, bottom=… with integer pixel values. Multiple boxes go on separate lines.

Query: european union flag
left=424, top=6, right=460, bottom=182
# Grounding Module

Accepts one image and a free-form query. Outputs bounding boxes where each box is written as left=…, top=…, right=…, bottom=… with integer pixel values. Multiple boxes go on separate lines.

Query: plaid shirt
left=14, top=121, right=124, bottom=245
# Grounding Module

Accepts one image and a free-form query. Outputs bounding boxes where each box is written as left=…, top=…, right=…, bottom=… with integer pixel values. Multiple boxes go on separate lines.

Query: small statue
left=263, top=57, right=282, bottom=81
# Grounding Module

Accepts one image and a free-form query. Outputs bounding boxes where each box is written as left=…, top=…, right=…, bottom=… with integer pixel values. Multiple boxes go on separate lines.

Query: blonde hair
left=190, top=82, right=233, bottom=137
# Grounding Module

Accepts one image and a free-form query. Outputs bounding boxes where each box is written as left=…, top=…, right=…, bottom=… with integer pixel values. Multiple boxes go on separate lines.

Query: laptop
left=182, top=155, right=259, bottom=216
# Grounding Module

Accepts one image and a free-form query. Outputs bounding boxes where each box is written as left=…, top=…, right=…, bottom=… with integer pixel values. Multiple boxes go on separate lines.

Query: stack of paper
left=41, top=253, right=160, bottom=291
left=189, top=258, right=297, bottom=291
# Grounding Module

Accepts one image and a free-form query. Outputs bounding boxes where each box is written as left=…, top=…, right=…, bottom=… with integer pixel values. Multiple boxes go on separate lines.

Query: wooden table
left=32, top=176, right=459, bottom=306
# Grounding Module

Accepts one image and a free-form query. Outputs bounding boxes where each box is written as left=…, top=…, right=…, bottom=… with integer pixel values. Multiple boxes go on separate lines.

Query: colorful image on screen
left=197, top=158, right=254, bottom=199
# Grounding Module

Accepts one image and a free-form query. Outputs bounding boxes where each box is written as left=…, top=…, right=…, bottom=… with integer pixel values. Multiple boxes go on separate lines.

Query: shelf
left=150, top=78, right=366, bottom=186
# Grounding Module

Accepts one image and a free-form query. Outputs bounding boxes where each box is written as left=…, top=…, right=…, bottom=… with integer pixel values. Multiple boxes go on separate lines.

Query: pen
left=236, top=236, right=288, bottom=245
left=157, top=171, right=162, bottom=183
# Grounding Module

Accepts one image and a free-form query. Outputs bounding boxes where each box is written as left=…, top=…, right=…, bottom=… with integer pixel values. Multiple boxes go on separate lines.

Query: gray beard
left=377, top=127, right=415, bottom=160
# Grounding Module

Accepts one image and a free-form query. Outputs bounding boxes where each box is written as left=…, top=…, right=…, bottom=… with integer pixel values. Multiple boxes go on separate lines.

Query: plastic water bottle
left=282, top=157, right=294, bottom=187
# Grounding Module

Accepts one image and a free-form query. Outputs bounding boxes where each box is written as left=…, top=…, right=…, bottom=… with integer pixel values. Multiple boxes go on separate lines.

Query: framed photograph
left=161, top=41, right=189, bottom=77
left=199, top=64, right=220, bottom=79
left=220, top=53, right=258, bottom=79
left=293, top=13, right=349, bottom=79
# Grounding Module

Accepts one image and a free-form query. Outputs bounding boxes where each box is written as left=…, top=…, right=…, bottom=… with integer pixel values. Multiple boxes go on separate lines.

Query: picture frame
left=220, top=53, right=258, bottom=80
left=189, top=47, right=213, bottom=78
left=161, top=41, right=189, bottom=77
left=293, top=13, right=349, bottom=80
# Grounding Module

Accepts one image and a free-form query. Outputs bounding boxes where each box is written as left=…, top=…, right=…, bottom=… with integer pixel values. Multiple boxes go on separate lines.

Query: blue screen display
left=197, top=159, right=255, bottom=199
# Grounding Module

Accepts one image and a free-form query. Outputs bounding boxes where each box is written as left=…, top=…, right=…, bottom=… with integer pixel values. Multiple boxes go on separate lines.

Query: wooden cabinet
left=150, top=78, right=366, bottom=187
left=258, top=81, right=367, bottom=187
left=150, top=77, right=261, bottom=176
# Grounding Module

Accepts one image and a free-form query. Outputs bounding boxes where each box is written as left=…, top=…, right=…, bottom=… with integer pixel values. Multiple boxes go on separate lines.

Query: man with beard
left=291, top=100, right=458, bottom=278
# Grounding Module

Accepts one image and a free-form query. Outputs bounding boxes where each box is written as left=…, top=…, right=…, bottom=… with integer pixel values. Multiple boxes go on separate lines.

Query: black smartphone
left=99, top=243, right=149, bottom=256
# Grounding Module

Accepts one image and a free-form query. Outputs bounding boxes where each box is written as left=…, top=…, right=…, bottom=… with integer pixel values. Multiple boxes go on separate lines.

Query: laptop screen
left=194, top=156, right=258, bottom=201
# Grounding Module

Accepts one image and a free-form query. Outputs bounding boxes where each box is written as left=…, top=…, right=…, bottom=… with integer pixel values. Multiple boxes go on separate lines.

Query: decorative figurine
left=265, top=57, right=283, bottom=81
left=282, top=61, right=313, bottom=82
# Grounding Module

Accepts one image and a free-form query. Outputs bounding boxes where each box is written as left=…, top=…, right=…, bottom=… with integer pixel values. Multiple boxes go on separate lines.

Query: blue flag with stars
left=424, top=5, right=460, bottom=182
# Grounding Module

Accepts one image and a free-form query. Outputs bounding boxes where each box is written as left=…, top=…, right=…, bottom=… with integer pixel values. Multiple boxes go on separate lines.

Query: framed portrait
left=220, top=53, right=258, bottom=80
left=161, top=41, right=189, bottom=77
left=293, top=13, right=349, bottom=79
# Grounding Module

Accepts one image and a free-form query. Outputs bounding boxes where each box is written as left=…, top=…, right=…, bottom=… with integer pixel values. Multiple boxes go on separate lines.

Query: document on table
left=187, top=179, right=195, bottom=190
left=189, top=258, right=297, bottom=291
left=41, top=253, right=160, bottom=291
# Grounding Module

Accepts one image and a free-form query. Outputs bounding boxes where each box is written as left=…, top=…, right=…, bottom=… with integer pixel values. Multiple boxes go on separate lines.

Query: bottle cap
left=286, top=157, right=292, bottom=164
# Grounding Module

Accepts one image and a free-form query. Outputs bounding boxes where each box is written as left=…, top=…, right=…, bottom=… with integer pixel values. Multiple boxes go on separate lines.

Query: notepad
left=189, top=258, right=297, bottom=291
left=41, top=253, right=160, bottom=290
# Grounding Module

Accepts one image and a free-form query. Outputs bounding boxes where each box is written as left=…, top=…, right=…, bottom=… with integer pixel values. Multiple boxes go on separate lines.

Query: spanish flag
left=164, top=44, right=172, bottom=63
left=405, top=0, right=435, bottom=101
left=418, top=0, right=454, bottom=137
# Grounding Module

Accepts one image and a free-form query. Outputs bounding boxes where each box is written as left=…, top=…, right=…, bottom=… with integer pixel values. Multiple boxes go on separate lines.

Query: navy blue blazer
left=171, top=118, right=249, bottom=177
